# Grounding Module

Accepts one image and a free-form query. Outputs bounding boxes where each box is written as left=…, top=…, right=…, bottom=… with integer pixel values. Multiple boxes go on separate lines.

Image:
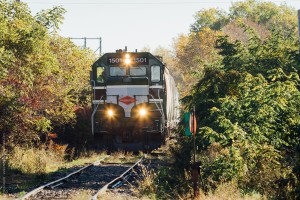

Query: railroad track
left=91, top=157, right=143, bottom=200
left=21, top=156, right=143, bottom=200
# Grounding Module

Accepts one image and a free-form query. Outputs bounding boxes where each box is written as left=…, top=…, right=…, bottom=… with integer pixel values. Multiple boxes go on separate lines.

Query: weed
left=134, top=164, right=157, bottom=196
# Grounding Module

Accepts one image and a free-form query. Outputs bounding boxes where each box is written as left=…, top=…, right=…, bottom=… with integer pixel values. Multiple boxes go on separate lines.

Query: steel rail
left=21, top=156, right=109, bottom=200
left=90, top=157, right=143, bottom=200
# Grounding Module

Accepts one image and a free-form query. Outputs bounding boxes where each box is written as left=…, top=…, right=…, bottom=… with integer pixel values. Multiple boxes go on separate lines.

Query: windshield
left=110, top=66, right=146, bottom=76
left=129, top=67, right=146, bottom=76
left=110, top=67, right=126, bottom=76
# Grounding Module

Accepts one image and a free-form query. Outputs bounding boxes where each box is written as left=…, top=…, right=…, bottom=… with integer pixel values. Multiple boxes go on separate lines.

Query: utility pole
left=190, top=106, right=200, bottom=199
left=70, top=37, right=102, bottom=56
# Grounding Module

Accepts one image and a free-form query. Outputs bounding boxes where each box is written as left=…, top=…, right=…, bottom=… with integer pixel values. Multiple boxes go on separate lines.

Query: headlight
left=139, top=108, right=147, bottom=117
left=107, top=109, right=114, bottom=117
left=124, top=53, right=131, bottom=65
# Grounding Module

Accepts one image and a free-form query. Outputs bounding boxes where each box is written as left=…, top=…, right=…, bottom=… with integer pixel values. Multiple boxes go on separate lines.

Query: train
left=90, top=48, right=179, bottom=151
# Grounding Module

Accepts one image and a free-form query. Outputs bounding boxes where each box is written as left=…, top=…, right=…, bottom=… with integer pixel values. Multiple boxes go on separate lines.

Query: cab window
left=151, top=66, right=160, bottom=82
left=96, top=67, right=105, bottom=83
left=110, top=67, right=126, bottom=76
left=129, top=67, right=146, bottom=76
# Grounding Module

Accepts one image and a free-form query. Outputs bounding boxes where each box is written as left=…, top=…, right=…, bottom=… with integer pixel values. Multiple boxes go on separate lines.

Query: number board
left=107, top=55, right=149, bottom=65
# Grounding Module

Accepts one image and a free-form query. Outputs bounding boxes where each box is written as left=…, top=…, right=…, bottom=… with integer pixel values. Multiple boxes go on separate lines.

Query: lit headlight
left=124, top=54, right=131, bottom=65
left=139, top=108, right=147, bottom=117
left=124, top=58, right=131, bottom=65
left=107, top=109, right=114, bottom=117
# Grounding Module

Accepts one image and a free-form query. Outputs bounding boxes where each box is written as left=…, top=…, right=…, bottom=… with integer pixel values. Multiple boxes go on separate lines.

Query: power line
left=24, top=2, right=230, bottom=5
left=24, top=0, right=300, bottom=3
left=23, top=1, right=300, bottom=5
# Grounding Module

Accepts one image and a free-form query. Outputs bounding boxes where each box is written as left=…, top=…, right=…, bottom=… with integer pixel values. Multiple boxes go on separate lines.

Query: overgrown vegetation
left=1, top=0, right=300, bottom=199
left=0, top=0, right=95, bottom=150
left=0, top=146, right=110, bottom=198
left=139, top=0, right=300, bottom=199
left=8, top=146, right=64, bottom=174
left=0, top=0, right=95, bottom=195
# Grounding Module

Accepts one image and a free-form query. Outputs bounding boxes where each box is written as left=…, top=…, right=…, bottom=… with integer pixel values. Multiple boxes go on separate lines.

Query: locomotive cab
left=90, top=49, right=178, bottom=151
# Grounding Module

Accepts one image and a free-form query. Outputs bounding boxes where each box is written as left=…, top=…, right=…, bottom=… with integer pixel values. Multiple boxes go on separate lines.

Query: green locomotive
left=90, top=48, right=179, bottom=151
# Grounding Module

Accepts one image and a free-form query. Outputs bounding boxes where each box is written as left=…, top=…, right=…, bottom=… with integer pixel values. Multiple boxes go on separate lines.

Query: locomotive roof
left=92, top=51, right=164, bottom=67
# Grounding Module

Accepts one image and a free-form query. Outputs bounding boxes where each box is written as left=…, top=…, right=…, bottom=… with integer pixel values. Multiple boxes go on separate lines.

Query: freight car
left=90, top=48, right=179, bottom=151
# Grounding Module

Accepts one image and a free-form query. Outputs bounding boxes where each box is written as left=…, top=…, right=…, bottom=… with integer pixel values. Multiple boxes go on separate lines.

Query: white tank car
left=164, top=67, right=180, bottom=132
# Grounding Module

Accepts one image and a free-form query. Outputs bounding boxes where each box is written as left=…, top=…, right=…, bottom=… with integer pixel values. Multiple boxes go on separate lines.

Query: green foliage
left=230, top=0, right=279, bottom=23
left=180, top=26, right=300, bottom=198
left=35, top=6, right=66, bottom=32
left=173, top=28, right=222, bottom=96
left=229, top=0, right=297, bottom=30
left=172, top=1, right=300, bottom=198
left=174, top=0, right=297, bottom=97
left=0, top=0, right=95, bottom=148
left=216, top=26, right=299, bottom=77
left=191, top=8, right=229, bottom=32
left=8, top=146, right=57, bottom=174
left=189, top=0, right=297, bottom=35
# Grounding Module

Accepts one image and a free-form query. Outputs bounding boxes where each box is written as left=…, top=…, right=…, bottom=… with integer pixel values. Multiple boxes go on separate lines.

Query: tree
left=229, top=0, right=297, bottom=31
left=190, top=8, right=229, bottom=32
left=173, top=28, right=222, bottom=96
left=180, top=24, right=300, bottom=198
left=35, top=6, right=66, bottom=32
left=0, top=1, right=95, bottom=148
left=170, top=1, right=300, bottom=197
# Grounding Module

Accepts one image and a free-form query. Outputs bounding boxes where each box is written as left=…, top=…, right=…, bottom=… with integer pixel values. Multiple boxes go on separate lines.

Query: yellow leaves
left=286, top=115, right=300, bottom=126
left=278, top=98, right=287, bottom=108
left=174, top=28, right=223, bottom=96
left=12, top=18, right=26, bottom=29
left=173, top=34, right=188, bottom=56
left=210, top=107, right=220, bottom=113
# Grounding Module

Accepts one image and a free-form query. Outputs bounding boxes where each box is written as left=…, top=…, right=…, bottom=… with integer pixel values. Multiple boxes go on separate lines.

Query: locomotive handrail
left=91, top=95, right=104, bottom=135
left=149, top=93, right=164, bottom=117
left=157, top=88, right=166, bottom=132
left=149, top=91, right=165, bottom=133
left=91, top=80, right=96, bottom=100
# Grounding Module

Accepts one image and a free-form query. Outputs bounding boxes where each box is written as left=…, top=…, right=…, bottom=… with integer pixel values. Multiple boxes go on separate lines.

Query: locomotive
left=90, top=48, right=179, bottom=151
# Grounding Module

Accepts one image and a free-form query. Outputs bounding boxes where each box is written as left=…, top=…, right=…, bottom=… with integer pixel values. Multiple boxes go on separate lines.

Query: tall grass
left=107, top=151, right=139, bottom=163
left=135, top=165, right=266, bottom=199
left=134, top=164, right=157, bottom=197
left=69, top=190, right=91, bottom=200
left=0, top=194, right=14, bottom=200
left=196, top=182, right=266, bottom=200
left=8, top=146, right=64, bottom=174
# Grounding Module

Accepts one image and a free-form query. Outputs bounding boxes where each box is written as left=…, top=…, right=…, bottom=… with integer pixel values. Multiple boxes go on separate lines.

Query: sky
left=21, top=0, right=300, bottom=54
